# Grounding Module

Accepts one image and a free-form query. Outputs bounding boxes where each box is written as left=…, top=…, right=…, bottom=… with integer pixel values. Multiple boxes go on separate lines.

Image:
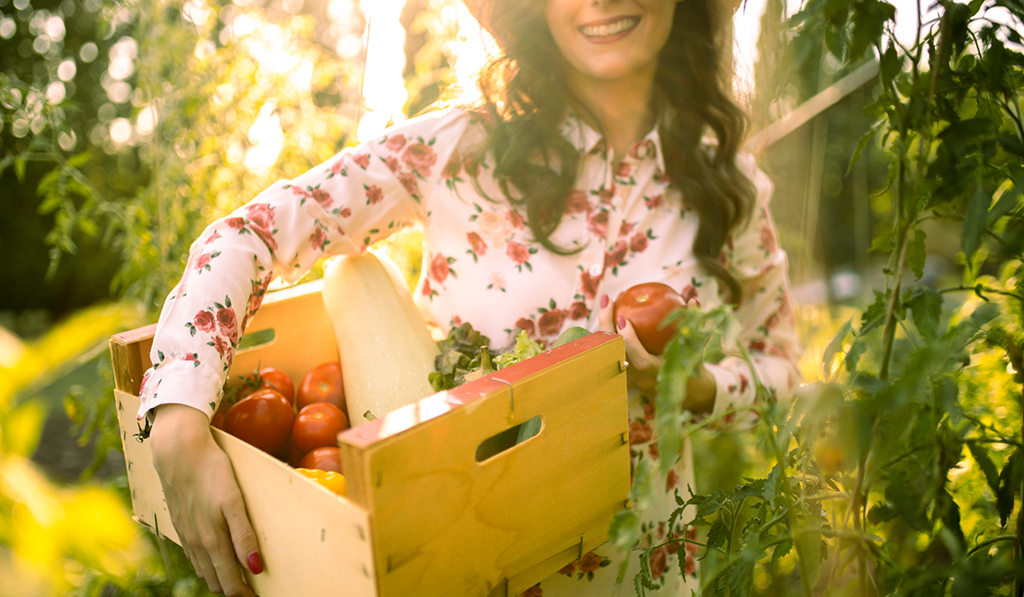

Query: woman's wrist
left=149, top=404, right=214, bottom=458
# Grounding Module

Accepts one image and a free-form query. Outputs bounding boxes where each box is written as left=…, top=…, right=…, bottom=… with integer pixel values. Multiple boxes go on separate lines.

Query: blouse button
left=588, top=263, right=603, bottom=277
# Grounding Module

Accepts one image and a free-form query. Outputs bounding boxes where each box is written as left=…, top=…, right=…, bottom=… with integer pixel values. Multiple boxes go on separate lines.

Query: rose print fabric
left=139, top=106, right=800, bottom=596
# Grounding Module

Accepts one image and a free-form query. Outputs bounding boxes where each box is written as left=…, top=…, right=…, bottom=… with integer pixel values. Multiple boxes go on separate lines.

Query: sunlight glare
left=356, top=0, right=409, bottom=142
left=245, top=101, right=284, bottom=171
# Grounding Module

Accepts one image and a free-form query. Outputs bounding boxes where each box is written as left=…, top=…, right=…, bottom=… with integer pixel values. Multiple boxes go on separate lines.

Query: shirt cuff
left=137, top=358, right=225, bottom=423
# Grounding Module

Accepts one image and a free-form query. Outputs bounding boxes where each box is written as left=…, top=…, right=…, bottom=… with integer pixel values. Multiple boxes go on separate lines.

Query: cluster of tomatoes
left=212, top=363, right=349, bottom=478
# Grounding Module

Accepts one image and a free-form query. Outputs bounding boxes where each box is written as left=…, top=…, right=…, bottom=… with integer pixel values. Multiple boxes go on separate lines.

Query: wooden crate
left=110, top=280, right=630, bottom=597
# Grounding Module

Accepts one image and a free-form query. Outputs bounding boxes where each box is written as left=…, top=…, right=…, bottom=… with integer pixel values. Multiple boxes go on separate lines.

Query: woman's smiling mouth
left=580, top=17, right=641, bottom=39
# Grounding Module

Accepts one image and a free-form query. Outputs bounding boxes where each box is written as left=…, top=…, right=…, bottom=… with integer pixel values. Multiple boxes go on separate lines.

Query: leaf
left=859, top=289, right=890, bottom=335
left=695, top=490, right=727, bottom=519
left=847, top=127, right=877, bottom=175
left=906, top=228, right=927, bottom=280
left=727, top=556, right=755, bottom=597
left=966, top=441, right=1000, bottom=497
left=705, top=517, right=729, bottom=551
left=5, top=400, right=48, bottom=457
left=961, top=185, right=991, bottom=263
left=988, top=185, right=1021, bottom=225
left=996, top=447, right=1022, bottom=526
left=939, top=118, right=994, bottom=159
left=763, top=464, right=782, bottom=501
left=908, top=285, right=943, bottom=340
left=822, top=320, right=853, bottom=373
left=997, top=134, right=1024, bottom=159
left=879, top=43, right=902, bottom=87
left=771, top=539, right=793, bottom=563
left=970, top=301, right=1000, bottom=326
left=609, top=508, right=640, bottom=548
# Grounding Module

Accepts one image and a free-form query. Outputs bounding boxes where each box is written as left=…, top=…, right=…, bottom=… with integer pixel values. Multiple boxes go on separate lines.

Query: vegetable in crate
left=321, top=252, right=440, bottom=424
left=300, top=446, right=343, bottom=474
left=292, top=402, right=350, bottom=454
left=296, top=362, right=345, bottom=412
left=221, top=387, right=295, bottom=455
left=430, top=323, right=591, bottom=391
left=295, top=468, right=347, bottom=496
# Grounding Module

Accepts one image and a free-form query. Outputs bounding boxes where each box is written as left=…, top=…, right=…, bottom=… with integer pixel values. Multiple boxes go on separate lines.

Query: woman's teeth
left=581, top=17, right=640, bottom=38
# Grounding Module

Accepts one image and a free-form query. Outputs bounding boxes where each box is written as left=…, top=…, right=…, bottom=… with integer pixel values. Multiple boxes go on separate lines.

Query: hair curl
left=471, top=0, right=755, bottom=302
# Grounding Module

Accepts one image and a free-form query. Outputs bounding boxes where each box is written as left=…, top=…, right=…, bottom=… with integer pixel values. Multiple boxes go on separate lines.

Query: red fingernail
left=617, top=316, right=626, bottom=329
left=248, top=552, right=263, bottom=575
left=601, top=294, right=609, bottom=309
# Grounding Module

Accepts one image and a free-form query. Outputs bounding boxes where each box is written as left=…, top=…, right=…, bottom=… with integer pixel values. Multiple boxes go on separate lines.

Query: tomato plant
left=300, top=446, right=343, bottom=474
left=221, top=388, right=294, bottom=455
left=291, top=402, right=349, bottom=454
left=613, top=282, right=687, bottom=355
left=296, top=362, right=346, bottom=413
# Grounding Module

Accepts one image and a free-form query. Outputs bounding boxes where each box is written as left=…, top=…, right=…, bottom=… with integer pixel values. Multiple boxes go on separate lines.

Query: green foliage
left=614, top=0, right=1024, bottom=594
left=1, top=0, right=365, bottom=313
left=2, top=0, right=369, bottom=593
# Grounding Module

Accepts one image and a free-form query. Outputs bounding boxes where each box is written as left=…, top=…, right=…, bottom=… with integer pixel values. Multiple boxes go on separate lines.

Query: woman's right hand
left=149, top=404, right=262, bottom=597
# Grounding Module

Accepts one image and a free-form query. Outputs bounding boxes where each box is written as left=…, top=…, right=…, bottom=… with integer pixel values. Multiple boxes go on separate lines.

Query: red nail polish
left=617, top=316, right=626, bottom=330
left=601, top=294, right=609, bottom=309
left=248, top=552, right=263, bottom=575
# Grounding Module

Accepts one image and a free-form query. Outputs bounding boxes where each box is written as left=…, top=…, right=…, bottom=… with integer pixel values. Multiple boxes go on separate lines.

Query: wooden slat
left=109, top=323, right=156, bottom=394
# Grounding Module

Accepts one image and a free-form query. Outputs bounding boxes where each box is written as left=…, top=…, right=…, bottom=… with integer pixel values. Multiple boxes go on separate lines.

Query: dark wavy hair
left=471, top=0, right=755, bottom=303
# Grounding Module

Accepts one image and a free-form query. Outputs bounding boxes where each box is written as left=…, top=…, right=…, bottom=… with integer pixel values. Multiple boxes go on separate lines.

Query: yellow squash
left=321, top=251, right=439, bottom=425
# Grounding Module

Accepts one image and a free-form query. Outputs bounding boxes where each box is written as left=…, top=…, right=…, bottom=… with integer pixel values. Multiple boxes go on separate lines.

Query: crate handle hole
left=475, top=416, right=543, bottom=463
left=237, top=328, right=276, bottom=352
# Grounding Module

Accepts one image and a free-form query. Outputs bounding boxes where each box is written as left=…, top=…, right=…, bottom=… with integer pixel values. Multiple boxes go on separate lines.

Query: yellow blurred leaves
left=0, top=301, right=154, bottom=593
left=0, top=301, right=145, bottom=412
left=0, top=455, right=157, bottom=593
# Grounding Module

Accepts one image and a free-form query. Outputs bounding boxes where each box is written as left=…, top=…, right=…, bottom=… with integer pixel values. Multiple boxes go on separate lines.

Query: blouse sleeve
left=703, top=152, right=802, bottom=426
left=136, top=108, right=470, bottom=421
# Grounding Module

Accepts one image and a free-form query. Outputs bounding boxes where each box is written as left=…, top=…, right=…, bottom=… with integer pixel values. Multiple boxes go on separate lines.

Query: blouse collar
left=559, top=111, right=667, bottom=172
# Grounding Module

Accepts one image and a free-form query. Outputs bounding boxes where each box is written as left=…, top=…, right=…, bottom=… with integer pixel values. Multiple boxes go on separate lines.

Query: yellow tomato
left=295, top=468, right=347, bottom=496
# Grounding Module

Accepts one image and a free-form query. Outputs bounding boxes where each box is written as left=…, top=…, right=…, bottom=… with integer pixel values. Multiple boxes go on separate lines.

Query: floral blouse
left=139, top=106, right=800, bottom=595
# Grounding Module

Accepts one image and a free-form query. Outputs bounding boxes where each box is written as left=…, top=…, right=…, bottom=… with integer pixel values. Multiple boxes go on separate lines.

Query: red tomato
left=300, top=446, right=343, bottom=474
left=613, top=282, right=687, bottom=355
left=274, top=436, right=306, bottom=468
left=239, top=367, right=295, bottom=405
left=296, top=362, right=346, bottom=413
left=222, top=388, right=294, bottom=455
left=292, top=402, right=350, bottom=454
left=257, top=367, right=295, bottom=405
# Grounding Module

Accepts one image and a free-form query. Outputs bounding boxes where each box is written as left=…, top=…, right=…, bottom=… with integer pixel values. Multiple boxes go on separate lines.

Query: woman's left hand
left=597, top=293, right=661, bottom=393
left=598, top=293, right=716, bottom=413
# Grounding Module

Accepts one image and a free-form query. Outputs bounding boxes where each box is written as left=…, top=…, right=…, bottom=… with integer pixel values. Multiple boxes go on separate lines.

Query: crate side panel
left=214, top=427, right=377, bottom=597
left=366, top=337, right=630, bottom=597
left=115, top=389, right=179, bottom=543
left=114, top=390, right=377, bottom=597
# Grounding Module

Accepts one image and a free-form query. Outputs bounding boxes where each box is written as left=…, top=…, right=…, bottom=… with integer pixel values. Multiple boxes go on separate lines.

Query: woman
left=143, top=0, right=801, bottom=595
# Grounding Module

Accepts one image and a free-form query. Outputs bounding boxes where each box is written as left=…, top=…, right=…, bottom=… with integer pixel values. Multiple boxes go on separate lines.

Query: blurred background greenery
left=1, top=0, right=1021, bottom=594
